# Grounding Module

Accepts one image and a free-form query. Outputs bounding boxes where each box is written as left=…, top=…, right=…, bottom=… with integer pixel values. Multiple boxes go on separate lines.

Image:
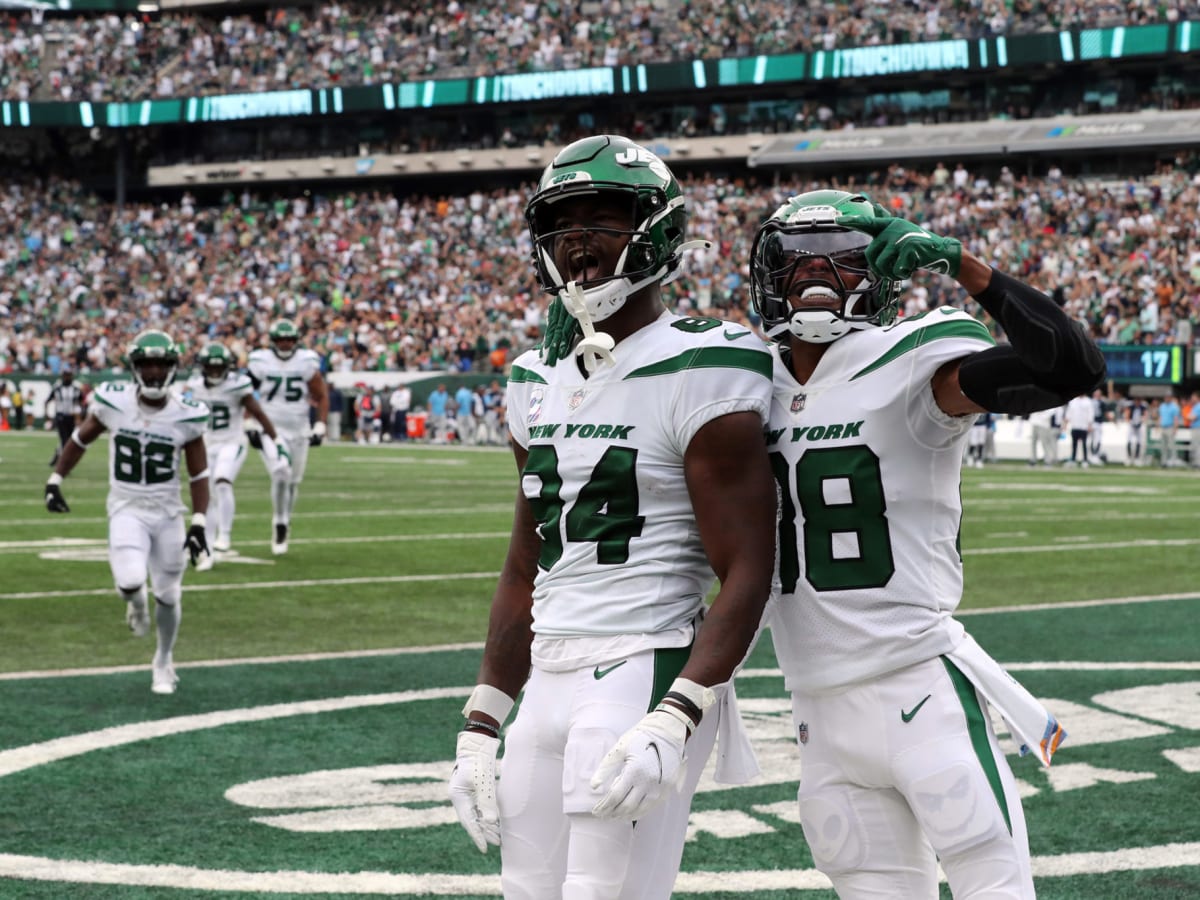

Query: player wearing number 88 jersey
left=752, top=190, right=1104, bottom=898
left=246, top=319, right=329, bottom=555
left=185, top=343, right=283, bottom=561
left=43, top=329, right=210, bottom=695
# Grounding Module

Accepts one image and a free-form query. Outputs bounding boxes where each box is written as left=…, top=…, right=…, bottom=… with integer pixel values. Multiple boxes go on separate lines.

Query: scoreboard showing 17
left=1099, top=345, right=1187, bottom=385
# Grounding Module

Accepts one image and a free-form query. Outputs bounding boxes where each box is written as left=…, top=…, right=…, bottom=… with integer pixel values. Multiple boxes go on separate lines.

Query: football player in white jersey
left=186, top=343, right=288, bottom=567
left=247, top=319, right=329, bottom=554
left=447, top=135, right=777, bottom=900
left=749, top=191, right=1106, bottom=898
left=44, top=330, right=211, bottom=695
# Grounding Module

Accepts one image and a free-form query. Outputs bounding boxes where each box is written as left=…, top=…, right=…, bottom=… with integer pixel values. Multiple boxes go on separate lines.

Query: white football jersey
left=507, top=311, right=773, bottom=639
left=766, top=308, right=995, bottom=693
left=246, top=347, right=321, bottom=434
left=89, top=381, right=209, bottom=517
left=185, top=372, right=254, bottom=446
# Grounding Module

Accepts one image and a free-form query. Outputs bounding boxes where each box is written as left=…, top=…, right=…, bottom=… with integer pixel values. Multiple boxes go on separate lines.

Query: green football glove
left=836, top=213, right=962, bottom=280
left=539, top=297, right=582, bottom=367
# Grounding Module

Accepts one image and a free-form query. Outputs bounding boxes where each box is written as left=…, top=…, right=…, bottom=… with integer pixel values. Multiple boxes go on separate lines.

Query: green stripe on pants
left=649, top=645, right=691, bottom=712
left=941, top=656, right=1012, bottom=835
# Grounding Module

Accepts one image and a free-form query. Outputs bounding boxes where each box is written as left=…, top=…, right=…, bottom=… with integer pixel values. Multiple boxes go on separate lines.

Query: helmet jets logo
left=551, top=171, right=589, bottom=186
left=614, top=146, right=671, bottom=182
left=784, top=205, right=840, bottom=228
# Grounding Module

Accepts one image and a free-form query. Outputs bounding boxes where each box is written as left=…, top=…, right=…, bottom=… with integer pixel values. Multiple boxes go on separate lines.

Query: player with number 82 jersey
left=88, top=381, right=209, bottom=517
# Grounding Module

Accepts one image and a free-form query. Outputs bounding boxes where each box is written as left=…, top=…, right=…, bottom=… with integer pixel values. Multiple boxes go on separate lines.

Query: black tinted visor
left=760, top=228, right=872, bottom=272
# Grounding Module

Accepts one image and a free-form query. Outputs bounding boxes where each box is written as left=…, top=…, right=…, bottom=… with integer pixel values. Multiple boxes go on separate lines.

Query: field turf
left=0, top=430, right=1197, bottom=898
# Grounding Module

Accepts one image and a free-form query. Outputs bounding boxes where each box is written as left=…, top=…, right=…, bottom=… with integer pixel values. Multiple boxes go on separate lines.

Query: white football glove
left=448, top=730, right=501, bottom=853
left=589, top=704, right=691, bottom=820
left=260, top=436, right=292, bottom=478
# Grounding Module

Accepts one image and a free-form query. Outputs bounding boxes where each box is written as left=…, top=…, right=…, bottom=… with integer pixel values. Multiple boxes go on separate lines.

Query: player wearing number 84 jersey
left=449, top=135, right=777, bottom=900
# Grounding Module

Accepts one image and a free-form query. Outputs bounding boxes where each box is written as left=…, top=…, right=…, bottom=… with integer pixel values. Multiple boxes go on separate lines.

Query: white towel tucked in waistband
left=712, top=678, right=761, bottom=784
left=946, top=634, right=1067, bottom=766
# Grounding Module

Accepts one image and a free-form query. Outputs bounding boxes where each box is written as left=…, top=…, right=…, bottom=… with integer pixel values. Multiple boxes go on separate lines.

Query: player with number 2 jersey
left=186, top=343, right=284, bottom=561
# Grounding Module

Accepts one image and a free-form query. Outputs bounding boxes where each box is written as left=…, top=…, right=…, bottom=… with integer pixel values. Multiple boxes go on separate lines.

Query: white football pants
left=497, top=647, right=717, bottom=900
left=789, top=655, right=1034, bottom=899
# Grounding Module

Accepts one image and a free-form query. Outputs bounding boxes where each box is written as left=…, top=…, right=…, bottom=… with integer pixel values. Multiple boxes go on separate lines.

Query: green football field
left=0, top=430, right=1198, bottom=899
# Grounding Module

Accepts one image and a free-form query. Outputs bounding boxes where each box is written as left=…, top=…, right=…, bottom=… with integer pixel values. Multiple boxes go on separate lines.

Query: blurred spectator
left=389, top=382, right=411, bottom=441
left=5, top=157, right=1200, bottom=382
left=327, top=382, right=345, bottom=440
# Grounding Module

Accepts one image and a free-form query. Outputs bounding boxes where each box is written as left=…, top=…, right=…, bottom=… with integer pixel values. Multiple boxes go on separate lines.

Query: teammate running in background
left=44, top=330, right=210, bottom=695
left=186, top=343, right=287, bottom=566
left=247, top=319, right=328, bottom=555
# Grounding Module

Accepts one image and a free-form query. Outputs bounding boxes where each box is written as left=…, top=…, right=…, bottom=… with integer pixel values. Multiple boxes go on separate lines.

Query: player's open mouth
left=568, top=249, right=602, bottom=282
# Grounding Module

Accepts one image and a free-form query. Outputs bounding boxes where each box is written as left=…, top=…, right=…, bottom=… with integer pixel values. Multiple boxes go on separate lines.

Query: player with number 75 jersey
left=246, top=319, right=329, bottom=555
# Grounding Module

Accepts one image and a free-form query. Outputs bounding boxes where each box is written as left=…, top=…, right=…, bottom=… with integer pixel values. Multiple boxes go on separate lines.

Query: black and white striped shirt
left=49, top=382, right=83, bottom=419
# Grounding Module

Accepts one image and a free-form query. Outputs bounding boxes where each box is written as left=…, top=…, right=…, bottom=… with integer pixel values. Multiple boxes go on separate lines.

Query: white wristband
left=191, top=513, right=207, bottom=528
left=662, top=677, right=716, bottom=717
left=462, top=683, right=515, bottom=724
left=47, top=473, right=63, bottom=486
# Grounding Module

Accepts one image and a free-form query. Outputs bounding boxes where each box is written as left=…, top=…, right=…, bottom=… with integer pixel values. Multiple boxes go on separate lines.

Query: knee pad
left=155, top=584, right=181, bottom=608
left=908, top=762, right=1011, bottom=858
left=110, top=550, right=148, bottom=594
left=798, top=783, right=868, bottom=877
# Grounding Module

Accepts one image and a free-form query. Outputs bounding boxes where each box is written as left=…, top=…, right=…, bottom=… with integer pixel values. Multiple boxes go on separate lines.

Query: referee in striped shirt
left=48, top=368, right=84, bottom=467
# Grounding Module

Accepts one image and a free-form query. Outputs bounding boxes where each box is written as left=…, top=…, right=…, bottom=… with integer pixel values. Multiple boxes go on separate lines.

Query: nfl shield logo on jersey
left=798, top=722, right=809, bottom=745
left=791, top=393, right=806, bottom=413
left=568, top=388, right=587, bottom=411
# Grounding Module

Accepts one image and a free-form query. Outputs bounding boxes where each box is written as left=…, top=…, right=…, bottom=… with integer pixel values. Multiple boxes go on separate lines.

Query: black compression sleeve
left=958, top=345, right=1081, bottom=415
left=970, top=268, right=1106, bottom=390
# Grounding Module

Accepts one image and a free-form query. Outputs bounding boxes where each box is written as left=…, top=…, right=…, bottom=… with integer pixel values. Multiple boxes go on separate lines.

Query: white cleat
left=212, top=535, right=231, bottom=553
left=195, top=551, right=215, bottom=572
left=271, top=523, right=289, bottom=556
left=126, top=598, right=150, bottom=637
left=151, top=662, right=178, bottom=695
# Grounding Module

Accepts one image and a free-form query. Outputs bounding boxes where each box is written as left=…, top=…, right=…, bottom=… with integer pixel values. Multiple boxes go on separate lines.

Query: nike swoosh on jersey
left=724, top=330, right=752, bottom=340
left=593, top=661, right=627, bottom=680
left=901, top=694, right=932, bottom=723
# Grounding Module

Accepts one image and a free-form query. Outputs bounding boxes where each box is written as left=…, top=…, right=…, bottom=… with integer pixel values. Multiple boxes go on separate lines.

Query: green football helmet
left=269, top=319, right=301, bottom=359
left=525, top=134, right=699, bottom=324
left=126, top=329, right=180, bottom=400
left=198, top=343, right=235, bottom=387
left=750, top=190, right=902, bottom=344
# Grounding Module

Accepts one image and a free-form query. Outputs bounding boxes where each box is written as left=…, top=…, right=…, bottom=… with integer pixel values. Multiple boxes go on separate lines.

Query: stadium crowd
left=3, top=155, right=1199, bottom=380
left=4, top=0, right=1198, bottom=103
